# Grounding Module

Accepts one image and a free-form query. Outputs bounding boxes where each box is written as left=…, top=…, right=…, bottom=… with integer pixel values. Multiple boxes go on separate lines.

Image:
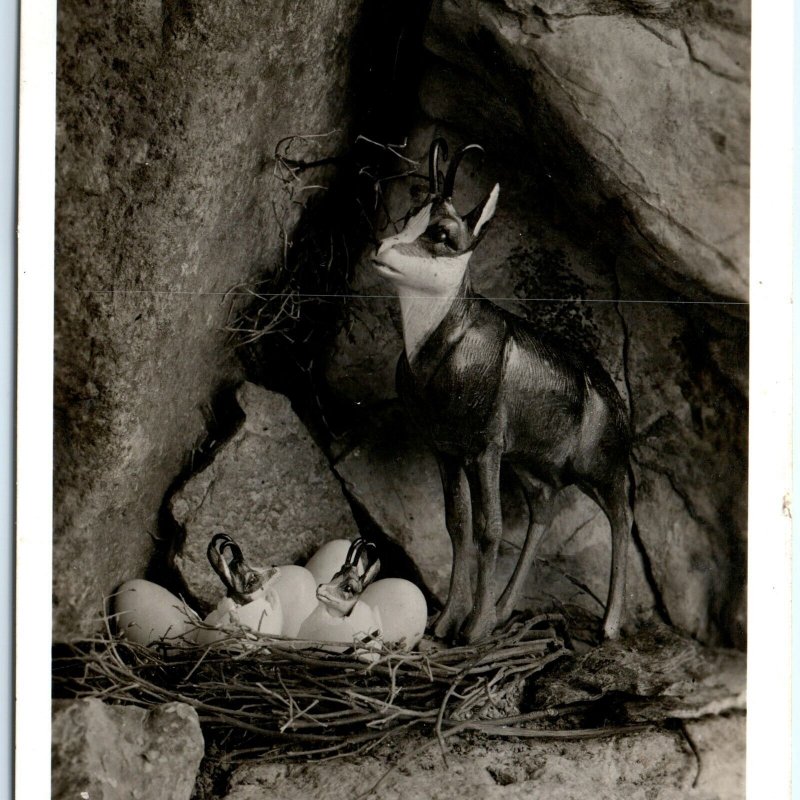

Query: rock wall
left=54, top=0, right=366, bottom=638
left=423, top=0, right=750, bottom=303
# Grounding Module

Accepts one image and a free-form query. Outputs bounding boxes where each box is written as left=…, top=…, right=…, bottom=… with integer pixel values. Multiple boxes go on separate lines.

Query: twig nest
left=361, top=578, right=428, bottom=650
left=112, top=579, right=199, bottom=654
left=304, top=539, right=354, bottom=584
left=56, top=612, right=573, bottom=761
left=271, top=565, right=318, bottom=637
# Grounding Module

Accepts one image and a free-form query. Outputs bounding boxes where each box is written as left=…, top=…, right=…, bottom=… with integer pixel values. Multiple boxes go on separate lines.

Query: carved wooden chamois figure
left=372, top=139, right=634, bottom=644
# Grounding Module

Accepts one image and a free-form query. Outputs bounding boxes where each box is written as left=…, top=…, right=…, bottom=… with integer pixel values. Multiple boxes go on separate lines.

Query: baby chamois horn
left=372, top=139, right=635, bottom=644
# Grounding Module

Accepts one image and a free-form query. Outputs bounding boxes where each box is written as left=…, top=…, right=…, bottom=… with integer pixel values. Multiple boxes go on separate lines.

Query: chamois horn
left=428, top=138, right=448, bottom=195
left=209, top=533, right=244, bottom=568
left=343, top=538, right=377, bottom=574
left=442, top=143, right=484, bottom=199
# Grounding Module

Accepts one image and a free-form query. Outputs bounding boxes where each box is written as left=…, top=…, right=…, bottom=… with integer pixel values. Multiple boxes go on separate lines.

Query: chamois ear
left=361, top=557, right=381, bottom=588
left=467, top=183, right=500, bottom=240
left=401, top=203, right=433, bottom=241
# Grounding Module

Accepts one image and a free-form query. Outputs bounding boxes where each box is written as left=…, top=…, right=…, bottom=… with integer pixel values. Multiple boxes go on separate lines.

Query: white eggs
left=112, top=549, right=430, bottom=662
left=298, top=599, right=382, bottom=647
left=190, top=536, right=429, bottom=656
left=113, top=579, right=199, bottom=652
left=304, top=539, right=353, bottom=585
left=271, top=565, right=318, bottom=637
left=361, top=578, right=428, bottom=650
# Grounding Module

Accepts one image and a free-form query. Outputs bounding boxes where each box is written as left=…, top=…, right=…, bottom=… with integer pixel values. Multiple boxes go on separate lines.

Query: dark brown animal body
left=374, top=139, right=634, bottom=643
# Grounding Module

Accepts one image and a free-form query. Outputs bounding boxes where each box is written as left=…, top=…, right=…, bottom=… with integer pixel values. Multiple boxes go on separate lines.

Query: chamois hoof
left=602, top=616, right=622, bottom=640
left=431, top=608, right=468, bottom=643
left=460, top=609, right=497, bottom=644
left=494, top=601, right=517, bottom=628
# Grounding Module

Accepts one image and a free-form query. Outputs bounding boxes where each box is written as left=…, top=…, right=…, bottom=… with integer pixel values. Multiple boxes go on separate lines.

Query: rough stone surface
left=622, top=291, right=748, bottom=644
left=170, top=382, right=359, bottom=610
left=51, top=699, right=204, bottom=800
left=222, top=718, right=744, bottom=800
left=55, top=0, right=365, bottom=638
left=423, top=0, right=750, bottom=303
left=326, top=121, right=747, bottom=647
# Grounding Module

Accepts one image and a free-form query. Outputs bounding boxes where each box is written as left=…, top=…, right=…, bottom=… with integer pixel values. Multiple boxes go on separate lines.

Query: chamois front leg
left=461, top=445, right=503, bottom=643
left=432, top=455, right=474, bottom=641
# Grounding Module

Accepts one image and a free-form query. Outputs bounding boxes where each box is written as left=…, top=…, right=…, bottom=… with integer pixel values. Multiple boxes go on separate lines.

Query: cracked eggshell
left=234, top=588, right=283, bottom=635
left=361, top=578, right=427, bottom=650
left=297, top=599, right=381, bottom=646
left=113, top=579, right=200, bottom=652
left=196, top=590, right=283, bottom=646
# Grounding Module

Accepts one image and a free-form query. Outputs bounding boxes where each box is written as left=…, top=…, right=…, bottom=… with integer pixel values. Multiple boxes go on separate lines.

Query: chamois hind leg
left=432, top=454, right=474, bottom=641
left=587, top=469, right=633, bottom=640
left=461, top=444, right=503, bottom=643
left=496, top=470, right=557, bottom=624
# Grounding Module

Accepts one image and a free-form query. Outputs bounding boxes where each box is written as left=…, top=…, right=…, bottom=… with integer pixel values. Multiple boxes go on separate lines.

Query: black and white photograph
left=15, top=0, right=793, bottom=797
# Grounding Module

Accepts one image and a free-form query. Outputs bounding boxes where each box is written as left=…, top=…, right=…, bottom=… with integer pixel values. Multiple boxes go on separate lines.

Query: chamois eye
left=427, top=226, right=455, bottom=250
left=425, top=226, right=445, bottom=242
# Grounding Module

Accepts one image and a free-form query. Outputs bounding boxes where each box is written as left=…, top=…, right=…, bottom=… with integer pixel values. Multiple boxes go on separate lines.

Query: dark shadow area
left=147, top=382, right=245, bottom=607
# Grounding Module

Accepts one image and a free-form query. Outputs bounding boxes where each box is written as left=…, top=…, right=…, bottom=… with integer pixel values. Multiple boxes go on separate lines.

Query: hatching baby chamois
left=372, top=139, right=634, bottom=644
